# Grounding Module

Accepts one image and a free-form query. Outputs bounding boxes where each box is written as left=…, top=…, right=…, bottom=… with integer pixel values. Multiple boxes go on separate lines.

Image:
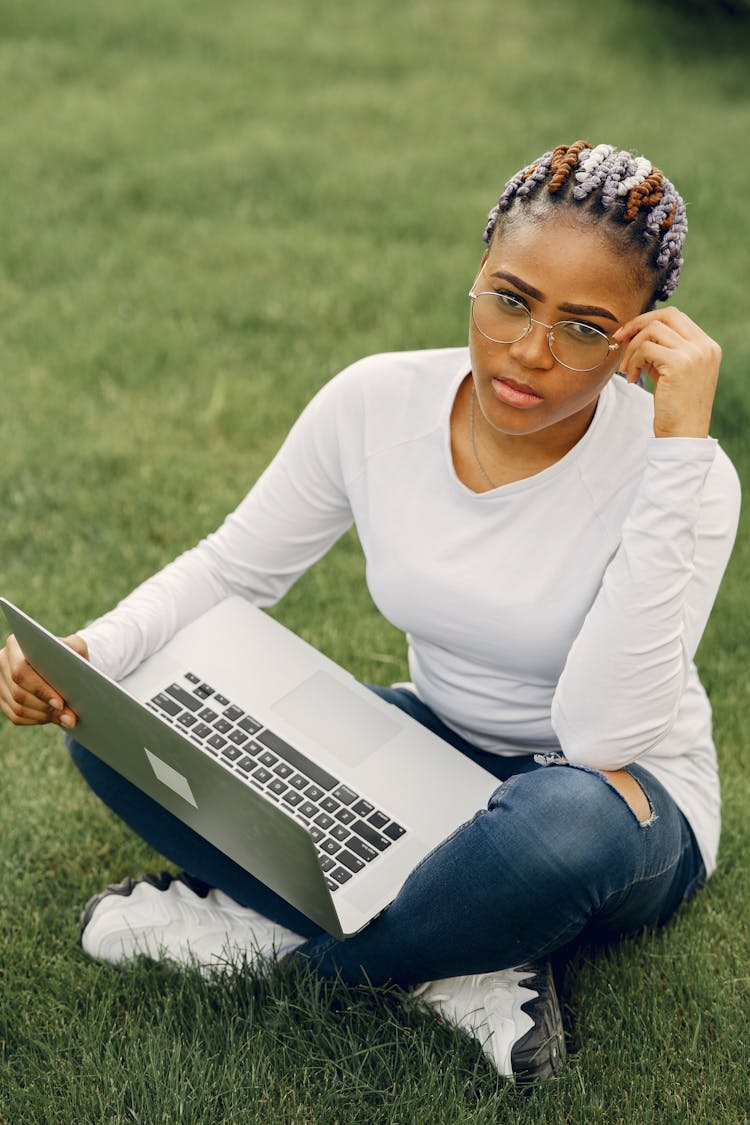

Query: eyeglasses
left=469, top=285, right=620, bottom=373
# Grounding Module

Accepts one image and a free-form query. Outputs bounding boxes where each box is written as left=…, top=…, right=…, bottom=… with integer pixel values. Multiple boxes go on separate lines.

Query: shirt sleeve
left=550, top=437, right=741, bottom=770
left=78, top=376, right=355, bottom=682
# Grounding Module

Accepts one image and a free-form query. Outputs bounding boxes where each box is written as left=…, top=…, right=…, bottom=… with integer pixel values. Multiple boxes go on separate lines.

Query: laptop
left=0, top=596, right=500, bottom=939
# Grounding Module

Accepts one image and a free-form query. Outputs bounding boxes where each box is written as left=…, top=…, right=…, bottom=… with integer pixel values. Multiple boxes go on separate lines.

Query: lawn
left=1, top=0, right=748, bottom=1120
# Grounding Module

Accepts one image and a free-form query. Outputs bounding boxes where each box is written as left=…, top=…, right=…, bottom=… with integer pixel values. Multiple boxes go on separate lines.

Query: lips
left=489, top=376, right=544, bottom=410
left=496, top=376, right=543, bottom=398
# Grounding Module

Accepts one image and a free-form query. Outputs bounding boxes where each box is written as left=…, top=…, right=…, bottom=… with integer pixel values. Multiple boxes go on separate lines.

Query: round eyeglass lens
left=548, top=321, right=611, bottom=371
left=471, top=292, right=612, bottom=372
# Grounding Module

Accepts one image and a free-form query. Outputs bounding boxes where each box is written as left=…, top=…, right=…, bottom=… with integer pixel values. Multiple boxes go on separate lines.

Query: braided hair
left=483, top=141, right=688, bottom=303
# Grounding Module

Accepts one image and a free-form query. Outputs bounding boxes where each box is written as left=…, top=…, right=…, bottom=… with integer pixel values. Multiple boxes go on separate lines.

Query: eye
left=558, top=320, right=606, bottom=342
left=493, top=291, right=529, bottom=315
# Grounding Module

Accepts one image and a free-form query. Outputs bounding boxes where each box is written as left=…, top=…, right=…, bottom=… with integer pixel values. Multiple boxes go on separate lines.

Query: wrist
left=653, top=424, right=711, bottom=439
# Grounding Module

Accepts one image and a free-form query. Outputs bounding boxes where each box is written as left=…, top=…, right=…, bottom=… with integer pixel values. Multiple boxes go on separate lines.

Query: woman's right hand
left=0, top=633, right=89, bottom=729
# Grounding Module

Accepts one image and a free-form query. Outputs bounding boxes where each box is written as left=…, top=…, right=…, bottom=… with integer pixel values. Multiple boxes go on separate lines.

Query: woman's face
left=469, top=216, right=652, bottom=444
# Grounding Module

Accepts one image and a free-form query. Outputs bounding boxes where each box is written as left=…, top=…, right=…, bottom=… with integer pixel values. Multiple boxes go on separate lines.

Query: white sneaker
left=79, top=872, right=305, bottom=973
left=410, top=960, right=565, bottom=1082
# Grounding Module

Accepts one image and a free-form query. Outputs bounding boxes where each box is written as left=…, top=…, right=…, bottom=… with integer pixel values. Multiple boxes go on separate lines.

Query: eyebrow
left=490, top=270, right=619, bottom=324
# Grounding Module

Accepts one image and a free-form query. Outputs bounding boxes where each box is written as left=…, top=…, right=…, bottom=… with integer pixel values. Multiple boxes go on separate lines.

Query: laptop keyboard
left=146, top=672, right=407, bottom=894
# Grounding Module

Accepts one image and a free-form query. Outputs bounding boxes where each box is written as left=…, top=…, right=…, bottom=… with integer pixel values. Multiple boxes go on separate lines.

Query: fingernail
left=60, top=714, right=74, bottom=728
left=50, top=698, right=63, bottom=711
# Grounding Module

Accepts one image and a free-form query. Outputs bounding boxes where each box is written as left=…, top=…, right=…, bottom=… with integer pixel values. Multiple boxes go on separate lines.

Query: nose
left=507, top=320, right=556, bottom=371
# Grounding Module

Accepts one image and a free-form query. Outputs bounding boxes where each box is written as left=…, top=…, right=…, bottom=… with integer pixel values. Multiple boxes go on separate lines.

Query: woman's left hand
left=613, top=307, right=721, bottom=439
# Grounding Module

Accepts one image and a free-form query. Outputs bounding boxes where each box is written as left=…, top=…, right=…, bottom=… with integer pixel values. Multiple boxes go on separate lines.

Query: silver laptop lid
left=0, top=598, right=351, bottom=938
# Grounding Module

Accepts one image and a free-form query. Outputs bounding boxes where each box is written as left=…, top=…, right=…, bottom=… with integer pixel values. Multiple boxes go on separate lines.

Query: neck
left=468, top=381, right=600, bottom=479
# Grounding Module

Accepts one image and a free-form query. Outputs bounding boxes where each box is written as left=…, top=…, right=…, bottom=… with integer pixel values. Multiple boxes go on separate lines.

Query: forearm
left=77, top=546, right=232, bottom=682
left=551, top=437, right=738, bottom=769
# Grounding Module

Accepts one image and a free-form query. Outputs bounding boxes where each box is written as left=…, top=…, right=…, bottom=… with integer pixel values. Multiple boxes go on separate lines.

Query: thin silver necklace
left=469, top=386, right=497, bottom=490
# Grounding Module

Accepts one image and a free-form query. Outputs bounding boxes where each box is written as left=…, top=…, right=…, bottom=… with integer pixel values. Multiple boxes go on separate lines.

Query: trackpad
left=271, top=671, right=401, bottom=766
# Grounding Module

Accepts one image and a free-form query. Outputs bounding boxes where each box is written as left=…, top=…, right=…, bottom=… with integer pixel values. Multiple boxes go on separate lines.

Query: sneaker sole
left=510, top=959, right=566, bottom=1083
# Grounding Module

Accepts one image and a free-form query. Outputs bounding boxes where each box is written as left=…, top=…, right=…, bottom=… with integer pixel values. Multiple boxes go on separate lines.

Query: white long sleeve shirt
left=79, top=349, right=741, bottom=875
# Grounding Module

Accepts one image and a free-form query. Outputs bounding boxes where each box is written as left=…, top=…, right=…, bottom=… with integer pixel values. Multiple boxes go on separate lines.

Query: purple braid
left=483, top=140, right=688, bottom=302
left=600, top=151, right=637, bottom=210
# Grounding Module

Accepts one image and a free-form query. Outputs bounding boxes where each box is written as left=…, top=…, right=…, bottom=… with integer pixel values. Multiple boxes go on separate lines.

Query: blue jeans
left=66, top=685, right=705, bottom=988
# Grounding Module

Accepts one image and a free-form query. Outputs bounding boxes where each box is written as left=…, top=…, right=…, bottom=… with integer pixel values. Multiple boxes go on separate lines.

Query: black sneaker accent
left=509, top=959, right=566, bottom=1084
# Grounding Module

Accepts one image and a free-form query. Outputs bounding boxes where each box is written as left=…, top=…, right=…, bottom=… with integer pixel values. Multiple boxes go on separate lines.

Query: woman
left=0, top=141, right=741, bottom=1083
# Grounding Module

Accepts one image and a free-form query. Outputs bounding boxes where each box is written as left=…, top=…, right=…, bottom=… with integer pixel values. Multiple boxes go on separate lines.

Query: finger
left=0, top=679, right=53, bottom=724
left=615, top=307, right=697, bottom=347
left=623, top=339, right=676, bottom=382
left=0, top=707, right=51, bottom=726
left=619, top=323, right=686, bottom=380
left=5, top=634, right=66, bottom=712
left=618, top=305, right=696, bottom=339
left=0, top=676, right=78, bottom=727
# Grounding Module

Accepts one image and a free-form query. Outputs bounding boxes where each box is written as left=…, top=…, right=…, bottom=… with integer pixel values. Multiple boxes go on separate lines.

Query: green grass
left=1, top=0, right=749, bottom=1120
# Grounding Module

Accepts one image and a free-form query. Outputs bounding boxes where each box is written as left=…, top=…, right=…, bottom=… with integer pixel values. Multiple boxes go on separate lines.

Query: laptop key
left=337, top=850, right=365, bottom=874
left=193, top=722, right=212, bottom=739
left=314, top=813, right=334, bottom=830
left=282, top=791, right=303, bottom=807
left=309, top=826, right=324, bottom=843
left=178, top=712, right=197, bottom=728
left=330, top=824, right=350, bottom=843
left=151, top=693, right=182, bottom=718
left=214, top=694, right=230, bottom=706
left=368, top=811, right=389, bottom=831
left=274, top=762, right=293, bottom=779
left=236, top=755, right=255, bottom=772
left=184, top=672, right=201, bottom=684
left=199, top=707, right=218, bottom=723
left=333, top=785, right=358, bottom=805
left=331, top=866, right=353, bottom=884
left=325, top=877, right=339, bottom=893
left=352, top=799, right=374, bottom=817
left=213, top=718, right=232, bottom=734
left=256, top=729, right=338, bottom=792
left=253, top=767, right=272, bottom=785
left=384, top=821, right=406, bottom=841
left=334, top=807, right=356, bottom=825
left=165, top=684, right=201, bottom=712
left=352, top=819, right=391, bottom=852
left=195, top=683, right=215, bottom=699
left=222, top=746, right=242, bottom=762
left=347, top=837, right=378, bottom=863
left=298, top=800, right=318, bottom=819
left=268, top=778, right=287, bottom=796
left=288, top=773, right=307, bottom=791
left=238, top=715, right=262, bottom=736
left=223, top=705, right=244, bottom=722
left=305, top=784, right=324, bottom=802
left=246, top=740, right=263, bottom=755
left=229, top=729, right=247, bottom=746
left=319, top=856, right=335, bottom=872
left=320, top=838, right=341, bottom=856
left=258, top=752, right=277, bottom=769
left=208, top=734, right=227, bottom=750
left=320, top=796, right=339, bottom=815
